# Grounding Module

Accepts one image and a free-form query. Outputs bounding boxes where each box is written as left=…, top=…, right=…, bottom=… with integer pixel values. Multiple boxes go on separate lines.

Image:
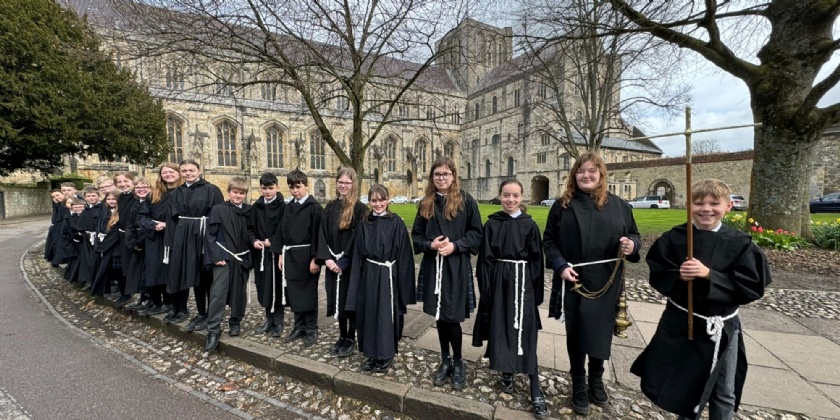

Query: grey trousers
left=207, top=265, right=247, bottom=335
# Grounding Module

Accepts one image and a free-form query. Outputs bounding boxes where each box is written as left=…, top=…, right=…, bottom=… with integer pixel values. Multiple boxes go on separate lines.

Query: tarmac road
left=0, top=217, right=241, bottom=420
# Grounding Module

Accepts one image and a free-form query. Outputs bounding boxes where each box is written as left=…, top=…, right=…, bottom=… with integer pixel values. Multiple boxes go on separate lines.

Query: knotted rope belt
left=497, top=259, right=528, bottom=356
left=280, top=244, right=310, bottom=306
left=215, top=241, right=252, bottom=305
left=434, top=253, right=445, bottom=320
left=366, top=258, right=397, bottom=323
left=328, top=246, right=345, bottom=320
left=163, top=216, right=209, bottom=265
left=257, top=245, right=276, bottom=312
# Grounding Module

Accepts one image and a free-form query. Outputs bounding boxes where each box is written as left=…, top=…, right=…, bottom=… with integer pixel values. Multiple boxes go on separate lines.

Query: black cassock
left=91, top=209, right=120, bottom=296
left=411, top=191, right=483, bottom=322
left=77, top=202, right=103, bottom=285
left=61, top=212, right=83, bottom=282
left=123, top=197, right=147, bottom=295
left=631, top=224, right=771, bottom=419
left=204, top=202, right=252, bottom=316
left=544, top=191, right=641, bottom=360
left=346, top=213, right=416, bottom=359
left=270, top=196, right=322, bottom=313
left=165, top=179, right=224, bottom=293
left=138, top=188, right=175, bottom=289
left=248, top=195, right=285, bottom=310
left=117, top=192, right=137, bottom=280
left=45, top=201, right=68, bottom=265
left=472, top=211, right=544, bottom=375
left=315, top=199, right=368, bottom=319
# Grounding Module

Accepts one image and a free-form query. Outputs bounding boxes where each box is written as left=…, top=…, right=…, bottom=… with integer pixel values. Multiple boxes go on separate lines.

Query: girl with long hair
left=91, top=191, right=122, bottom=298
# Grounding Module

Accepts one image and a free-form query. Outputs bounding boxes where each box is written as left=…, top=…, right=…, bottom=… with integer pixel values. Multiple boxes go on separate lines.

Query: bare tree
left=692, top=138, right=723, bottom=156
left=516, top=0, right=689, bottom=158
left=602, top=0, right=840, bottom=238
left=107, top=0, right=485, bottom=178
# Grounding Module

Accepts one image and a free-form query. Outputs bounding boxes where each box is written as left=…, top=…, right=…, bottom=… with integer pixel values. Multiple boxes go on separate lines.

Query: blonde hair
left=151, top=163, right=183, bottom=203
left=418, top=156, right=463, bottom=220
left=227, top=176, right=249, bottom=193
left=691, top=179, right=732, bottom=203
left=105, top=190, right=120, bottom=230
left=113, top=171, right=135, bottom=184
left=336, top=167, right=360, bottom=230
left=96, top=175, right=113, bottom=188
left=560, top=152, right=608, bottom=210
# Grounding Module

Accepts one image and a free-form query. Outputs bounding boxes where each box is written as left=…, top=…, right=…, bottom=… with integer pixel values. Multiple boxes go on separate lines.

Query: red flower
left=784, top=230, right=789, bottom=235
left=776, top=228, right=783, bottom=234
left=758, top=227, right=764, bottom=233
left=751, top=226, right=757, bottom=232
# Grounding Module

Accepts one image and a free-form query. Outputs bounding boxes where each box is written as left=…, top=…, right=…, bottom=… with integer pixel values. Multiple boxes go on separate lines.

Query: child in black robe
left=346, top=184, right=416, bottom=373
left=316, top=168, right=368, bottom=357
left=204, top=177, right=252, bottom=352
left=123, top=178, right=151, bottom=309
left=78, top=187, right=103, bottom=290
left=62, top=198, right=86, bottom=283
left=248, top=173, right=286, bottom=337
left=272, top=170, right=322, bottom=347
left=44, top=189, right=67, bottom=266
left=632, top=179, right=771, bottom=420
left=91, top=191, right=122, bottom=298
left=472, top=180, right=547, bottom=418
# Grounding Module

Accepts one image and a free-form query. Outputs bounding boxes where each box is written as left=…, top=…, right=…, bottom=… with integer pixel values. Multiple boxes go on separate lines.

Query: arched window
left=266, top=125, right=283, bottom=168
left=167, top=116, right=183, bottom=163
left=165, top=64, right=184, bottom=90
left=310, top=130, right=325, bottom=170
left=314, top=179, right=326, bottom=201
left=385, top=138, right=397, bottom=172
left=416, top=140, right=428, bottom=173
left=492, top=96, right=497, bottom=114
left=507, top=157, right=514, bottom=177
left=485, top=159, right=491, bottom=178
left=466, top=162, right=471, bottom=179
left=563, top=154, right=571, bottom=170
left=444, top=141, right=455, bottom=159
left=216, top=120, right=237, bottom=167
left=474, top=103, right=480, bottom=120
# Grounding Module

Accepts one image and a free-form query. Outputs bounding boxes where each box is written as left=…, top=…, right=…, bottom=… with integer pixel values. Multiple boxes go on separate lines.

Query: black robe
left=315, top=199, right=368, bottom=319
left=544, top=191, right=641, bottom=360
left=91, top=208, right=121, bottom=296
left=472, top=211, right=544, bottom=374
left=165, top=179, right=224, bottom=293
left=631, top=224, right=771, bottom=419
left=117, top=191, right=137, bottom=280
left=247, top=195, right=285, bottom=310
left=411, top=191, right=482, bottom=322
left=45, top=201, right=68, bottom=265
left=139, top=189, right=175, bottom=288
left=204, top=201, right=252, bottom=317
left=270, top=196, right=322, bottom=313
left=61, top=212, right=83, bottom=282
left=77, top=202, right=103, bottom=286
left=346, top=213, right=416, bottom=359
left=123, top=197, right=147, bottom=295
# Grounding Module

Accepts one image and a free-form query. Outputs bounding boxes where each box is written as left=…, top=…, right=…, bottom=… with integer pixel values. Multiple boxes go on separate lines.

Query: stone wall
left=0, top=184, right=51, bottom=219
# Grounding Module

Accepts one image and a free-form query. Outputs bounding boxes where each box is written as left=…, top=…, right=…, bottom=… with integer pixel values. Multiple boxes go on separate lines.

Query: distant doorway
left=531, top=176, right=549, bottom=204
left=650, top=179, right=676, bottom=204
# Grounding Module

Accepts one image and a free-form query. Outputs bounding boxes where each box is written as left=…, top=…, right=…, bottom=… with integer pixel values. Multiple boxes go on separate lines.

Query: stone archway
left=649, top=179, right=676, bottom=204
left=531, top=175, right=549, bottom=204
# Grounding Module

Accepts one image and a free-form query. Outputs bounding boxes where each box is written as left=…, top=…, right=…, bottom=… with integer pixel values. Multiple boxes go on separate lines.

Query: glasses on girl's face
left=433, top=172, right=452, bottom=179
left=337, top=181, right=353, bottom=186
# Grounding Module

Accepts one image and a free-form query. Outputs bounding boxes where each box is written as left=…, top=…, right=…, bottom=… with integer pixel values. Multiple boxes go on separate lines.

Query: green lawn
left=388, top=203, right=840, bottom=236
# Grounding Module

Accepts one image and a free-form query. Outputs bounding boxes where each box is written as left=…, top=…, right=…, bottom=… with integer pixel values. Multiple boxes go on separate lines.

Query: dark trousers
left=193, top=268, right=214, bottom=316
left=567, top=330, right=605, bottom=377
left=266, top=306, right=284, bottom=327
left=293, top=310, right=317, bottom=333
left=148, top=284, right=166, bottom=306
left=172, top=289, right=190, bottom=315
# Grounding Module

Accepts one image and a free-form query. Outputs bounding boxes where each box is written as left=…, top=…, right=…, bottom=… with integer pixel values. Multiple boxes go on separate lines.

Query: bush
left=812, top=218, right=840, bottom=251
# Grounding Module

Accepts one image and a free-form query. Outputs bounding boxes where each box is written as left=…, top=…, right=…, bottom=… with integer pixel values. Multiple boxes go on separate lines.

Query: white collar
left=297, top=195, right=309, bottom=204
left=508, top=209, right=522, bottom=218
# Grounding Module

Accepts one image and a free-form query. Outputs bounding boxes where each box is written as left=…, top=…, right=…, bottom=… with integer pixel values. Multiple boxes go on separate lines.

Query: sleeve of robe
left=203, top=205, right=228, bottom=266
left=268, top=206, right=287, bottom=254
left=309, top=204, right=322, bottom=261
left=476, top=222, right=494, bottom=299
left=453, top=193, right=483, bottom=255
left=345, top=223, right=364, bottom=312
left=396, top=218, right=417, bottom=308
left=622, top=200, right=643, bottom=263
left=528, top=220, right=546, bottom=307
left=411, top=208, right=434, bottom=255
left=314, top=204, right=333, bottom=264
left=162, top=190, right=179, bottom=252
left=543, top=203, right=567, bottom=319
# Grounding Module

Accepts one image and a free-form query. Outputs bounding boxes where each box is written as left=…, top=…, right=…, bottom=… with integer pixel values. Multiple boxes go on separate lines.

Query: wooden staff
left=685, top=107, right=694, bottom=340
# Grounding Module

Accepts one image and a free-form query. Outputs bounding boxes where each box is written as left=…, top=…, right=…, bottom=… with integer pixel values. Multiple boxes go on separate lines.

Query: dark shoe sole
left=591, top=397, right=609, bottom=407
left=572, top=404, right=590, bottom=416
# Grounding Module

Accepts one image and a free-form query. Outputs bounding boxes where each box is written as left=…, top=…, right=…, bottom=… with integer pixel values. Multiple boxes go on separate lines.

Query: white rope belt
left=498, top=259, right=528, bottom=356
left=214, top=241, right=250, bottom=261
left=367, top=258, right=396, bottom=323
left=258, top=246, right=270, bottom=310
left=86, top=231, right=96, bottom=246
left=280, top=244, right=309, bottom=306
left=118, top=229, right=126, bottom=233
left=434, top=253, right=445, bottom=320
left=667, top=298, right=739, bottom=414
left=559, top=257, right=621, bottom=323
left=328, top=246, right=345, bottom=320
left=179, top=216, right=208, bottom=238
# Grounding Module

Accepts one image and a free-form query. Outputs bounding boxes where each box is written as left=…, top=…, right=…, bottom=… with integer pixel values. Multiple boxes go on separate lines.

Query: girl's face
left=105, top=195, right=117, bottom=209
left=134, top=183, right=151, bottom=199
left=432, top=164, right=454, bottom=193
left=499, top=183, right=522, bottom=215
left=336, top=175, right=352, bottom=198
left=98, top=180, right=115, bottom=195
left=180, top=164, right=201, bottom=183
left=115, top=175, right=134, bottom=193
left=160, top=166, right=180, bottom=186
left=369, top=193, right=388, bottom=214
left=65, top=198, right=73, bottom=209
left=575, top=161, right=601, bottom=193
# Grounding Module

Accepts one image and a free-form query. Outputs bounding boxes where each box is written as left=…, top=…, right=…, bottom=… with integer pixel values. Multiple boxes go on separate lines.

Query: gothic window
left=416, top=140, right=428, bottom=173
left=485, top=159, right=491, bottom=178
left=444, top=141, right=455, bottom=158
left=215, top=78, right=233, bottom=96
left=563, top=154, right=571, bottom=169
left=537, top=152, right=547, bottom=164
left=314, top=179, right=326, bottom=201
left=165, top=64, right=185, bottom=90
left=310, top=131, right=325, bottom=170
left=399, top=104, right=409, bottom=118
left=336, top=95, right=349, bottom=110
left=538, top=83, right=548, bottom=99
left=492, top=96, right=498, bottom=114
left=261, top=84, right=276, bottom=101
left=575, top=110, right=583, bottom=128
left=266, top=125, right=283, bottom=168
left=514, top=89, right=520, bottom=107
left=426, top=105, right=435, bottom=121
left=385, top=138, right=397, bottom=172
left=466, top=162, right=471, bottom=179
left=216, top=120, right=237, bottom=167
left=541, top=134, right=550, bottom=145
left=507, top=157, right=514, bottom=177
left=474, top=103, right=480, bottom=120
left=492, top=134, right=500, bottom=145
left=167, top=116, right=184, bottom=163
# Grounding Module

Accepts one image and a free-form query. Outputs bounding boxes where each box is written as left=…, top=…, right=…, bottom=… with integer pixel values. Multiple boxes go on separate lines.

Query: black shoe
left=499, top=372, right=514, bottom=394
left=572, top=374, right=590, bottom=415
left=532, top=392, right=549, bottom=419
left=161, top=304, right=173, bottom=313
left=303, top=331, right=318, bottom=347
left=193, top=318, right=208, bottom=332
left=373, top=358, right=393, bottom=373
left=143, top=305, right=168, bottom=316
left=81, top=283, right=92, bottom=291
left=170, top=312, right=189, bottom=324
left=125, top=300, right=146, bottom=311
left=185, top=315, right=207, bottom=332
left=337, top=339, right=355, bottom=358
left=205, top=333, right=220, bottom=352
left=330, top=338, right=345, bottom=355
left=362, top=357, right=376, bottom=372
left=451, top=359, right=467, bottom=390
left=255, top=321, right=274, bottom=334
left=228, top=325, right=241, bottom=336
left=162, top=312, right=176, bottom=323
left=270, top=324, right=285, bottom=338
left=588, top=371, right=609, bottom=407
left=284, top=329, right=306, bottom=343
left=114, top=296, right=132, bottom=308
left=432, top=357, right=453, bottom=386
